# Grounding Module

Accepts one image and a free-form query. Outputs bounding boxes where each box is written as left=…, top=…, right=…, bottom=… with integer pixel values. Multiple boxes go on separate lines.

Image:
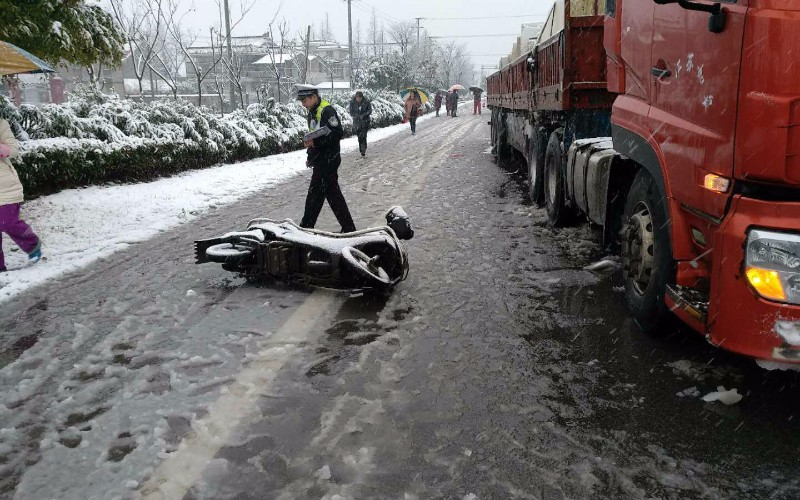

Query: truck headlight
left=746, top=229, right=800, bottom=305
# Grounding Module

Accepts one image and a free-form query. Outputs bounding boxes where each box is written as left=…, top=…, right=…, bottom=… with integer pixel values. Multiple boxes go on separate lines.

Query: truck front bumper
left=707, top=195, right=800, bottom=362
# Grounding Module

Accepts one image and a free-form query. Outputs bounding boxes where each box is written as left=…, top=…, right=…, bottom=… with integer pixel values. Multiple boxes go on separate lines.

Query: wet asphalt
left=2, top=107, right=800, bottom=499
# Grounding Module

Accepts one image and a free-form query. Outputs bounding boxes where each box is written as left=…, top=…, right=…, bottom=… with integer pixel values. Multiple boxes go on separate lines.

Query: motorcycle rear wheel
left=206, top=243, right=254, bottom=265
left=342, top=247, right=392, bottom=288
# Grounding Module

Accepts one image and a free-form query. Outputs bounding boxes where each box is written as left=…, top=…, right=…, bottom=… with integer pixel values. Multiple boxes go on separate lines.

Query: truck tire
left=493, top=111, right=511, bottom=163
left=543, top=130, right=571, bottom=226
left=621, top=169, right=673, bottom=332
left=527, top=127, right=547, bottom=206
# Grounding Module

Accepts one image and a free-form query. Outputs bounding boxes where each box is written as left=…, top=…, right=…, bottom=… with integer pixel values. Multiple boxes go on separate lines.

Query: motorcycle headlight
left=746, top=229, right=800, bottom=305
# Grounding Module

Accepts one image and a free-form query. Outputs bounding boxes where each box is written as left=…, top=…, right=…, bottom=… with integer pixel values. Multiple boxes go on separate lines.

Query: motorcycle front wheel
left=205, top=242, right=255, bottom=265
left=342, top=247, right=392, bottom=288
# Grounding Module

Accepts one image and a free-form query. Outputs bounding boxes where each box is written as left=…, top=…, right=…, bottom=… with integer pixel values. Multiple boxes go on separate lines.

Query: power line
left=355, top=0, right=401, bottom=24
left=429, top=34, right=518, bottom=38
left=422, top=15, right=545, bottom=20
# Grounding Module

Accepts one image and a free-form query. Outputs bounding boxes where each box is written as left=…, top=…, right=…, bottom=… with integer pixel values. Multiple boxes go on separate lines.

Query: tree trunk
left=196, top=75, right=203, bottom=106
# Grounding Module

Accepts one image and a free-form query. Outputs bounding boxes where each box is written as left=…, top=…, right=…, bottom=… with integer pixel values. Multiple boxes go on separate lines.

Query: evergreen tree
left=0, top=0, right=125, bottom=67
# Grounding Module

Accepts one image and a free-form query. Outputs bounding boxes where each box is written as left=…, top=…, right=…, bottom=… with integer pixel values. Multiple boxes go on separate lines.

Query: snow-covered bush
left=4, top=89, right=407, bottom=197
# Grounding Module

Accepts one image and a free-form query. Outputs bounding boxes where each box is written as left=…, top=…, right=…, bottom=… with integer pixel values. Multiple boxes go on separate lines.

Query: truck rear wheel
left=493, top=111, right=510, bottom=163
left=543, top=130, right=571, bottom=226
left=622, top=169, right=673, bottom=332
left=527, top=127, right=547, bottom=206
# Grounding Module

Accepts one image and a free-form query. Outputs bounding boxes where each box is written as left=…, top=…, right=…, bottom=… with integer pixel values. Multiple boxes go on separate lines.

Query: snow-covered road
left=0, top=112, right=436, bottom=303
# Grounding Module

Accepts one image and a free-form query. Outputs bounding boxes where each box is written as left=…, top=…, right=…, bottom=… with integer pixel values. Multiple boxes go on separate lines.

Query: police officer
left=295, top=84, right=357, bottom=233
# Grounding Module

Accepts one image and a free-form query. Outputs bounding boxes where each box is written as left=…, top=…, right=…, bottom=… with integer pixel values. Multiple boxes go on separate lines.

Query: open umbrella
left=469, top=86, right=484, bottom=93
left=0, top=42, right=55, bottom=76
left=399, top=87, right=429, bottom=104
left=449, top=84, right=465, bottom=91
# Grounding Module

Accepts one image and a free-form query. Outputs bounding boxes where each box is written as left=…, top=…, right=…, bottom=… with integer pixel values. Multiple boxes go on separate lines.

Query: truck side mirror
left=654, top=0, right=727, bottom=34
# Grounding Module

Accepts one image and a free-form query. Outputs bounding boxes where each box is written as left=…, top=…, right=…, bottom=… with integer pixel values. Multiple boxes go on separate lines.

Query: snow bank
left=1, top=88, right=406, bottom=198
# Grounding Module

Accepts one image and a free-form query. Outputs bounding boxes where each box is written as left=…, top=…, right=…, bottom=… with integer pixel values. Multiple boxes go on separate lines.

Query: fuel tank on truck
left=734, top=1, right=800, bottom=187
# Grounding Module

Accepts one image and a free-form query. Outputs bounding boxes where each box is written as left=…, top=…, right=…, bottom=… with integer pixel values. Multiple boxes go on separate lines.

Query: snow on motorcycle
left=194, top=206, right=414, bottom=291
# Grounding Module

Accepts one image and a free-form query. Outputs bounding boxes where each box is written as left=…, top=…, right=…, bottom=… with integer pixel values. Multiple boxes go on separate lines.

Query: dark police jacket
left=307, top=99, right=343, bottom=170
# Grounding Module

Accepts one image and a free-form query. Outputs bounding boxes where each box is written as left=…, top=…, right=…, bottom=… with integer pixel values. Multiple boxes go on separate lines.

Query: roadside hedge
left=0, top=87, right=407, bottom=198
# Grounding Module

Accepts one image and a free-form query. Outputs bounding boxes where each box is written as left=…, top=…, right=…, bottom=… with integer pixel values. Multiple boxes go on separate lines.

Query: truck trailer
left=487, top=0, right=800, bottom=364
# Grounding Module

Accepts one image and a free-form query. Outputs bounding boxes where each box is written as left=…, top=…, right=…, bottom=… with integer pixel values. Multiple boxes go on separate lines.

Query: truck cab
left=594, top=0, right=800, bottom=362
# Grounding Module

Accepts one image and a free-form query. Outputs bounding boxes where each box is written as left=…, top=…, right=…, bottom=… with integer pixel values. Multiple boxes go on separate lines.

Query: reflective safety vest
left=309, top=100, right=332, bottom=131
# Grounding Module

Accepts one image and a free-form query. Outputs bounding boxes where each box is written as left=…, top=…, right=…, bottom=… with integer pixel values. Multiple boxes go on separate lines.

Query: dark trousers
left=409, top=115, right=417, bottom=133
left=301, top=166, right=356, bottom=232
left=356, top=127, right=368, bottom=154
left=451, top=104, right=458, bottom=117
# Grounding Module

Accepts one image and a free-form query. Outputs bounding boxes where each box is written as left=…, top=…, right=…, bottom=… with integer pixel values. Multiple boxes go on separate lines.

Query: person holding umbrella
left=404, top=90, right=422, bottom=135
left=349, top=91, right=372, bottom=157
left=470, top=86, right=483, bottom=115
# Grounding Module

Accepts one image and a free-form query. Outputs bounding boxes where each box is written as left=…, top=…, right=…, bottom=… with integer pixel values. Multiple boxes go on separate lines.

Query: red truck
left=487, top=0, right=800, bottom=364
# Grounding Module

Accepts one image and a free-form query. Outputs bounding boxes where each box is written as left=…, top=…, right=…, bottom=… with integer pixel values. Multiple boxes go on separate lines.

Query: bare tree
left=109, top=0, right=166, bottom=97
left=221, top=49, right=247, bottom=108
left=297, top=25, right=312, bottom=83
left=166, top=16, right=222, bottom=105
left=368, top=8, right=379, bottom=57
left=437, top=40, right=469, bottom=87
left=388, top=21, right=415, bottom=56
left=146, top=0, right=182, bottom=98
left=263, top=16, right=295, bottom=104
left=212, top=0, right=256, bottom=110
left=209, top=27, right=228, bottom=114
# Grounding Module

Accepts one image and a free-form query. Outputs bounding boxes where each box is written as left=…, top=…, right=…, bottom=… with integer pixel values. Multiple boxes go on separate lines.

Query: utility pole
left=347, top=0, right=353, bottom=91
left=414, top=17, right=422, bottom=44
left=223, top=0, right=235, bottom=111
left=303, top=25, right=311, bottom=83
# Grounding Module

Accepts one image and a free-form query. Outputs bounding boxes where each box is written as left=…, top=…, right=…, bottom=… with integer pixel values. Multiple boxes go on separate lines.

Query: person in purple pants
left=0, top=118, right=41, bottom=272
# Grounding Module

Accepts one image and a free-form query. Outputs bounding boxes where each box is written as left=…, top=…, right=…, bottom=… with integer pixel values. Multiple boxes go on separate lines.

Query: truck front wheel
left=543, top=130, right=571, bottom=226
left=527, top=127, right=547, bottom=206
left=622, top=169, right=674, bottom=332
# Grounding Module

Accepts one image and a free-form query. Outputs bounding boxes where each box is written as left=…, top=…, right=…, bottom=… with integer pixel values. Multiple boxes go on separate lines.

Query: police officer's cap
left=293, top=84, right=319, bottom=100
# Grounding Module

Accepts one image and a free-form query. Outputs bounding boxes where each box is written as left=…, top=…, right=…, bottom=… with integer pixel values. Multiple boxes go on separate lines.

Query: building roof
left=253, top=53, right=317, bottom=65
left=314, top=81, right=350, bottom=90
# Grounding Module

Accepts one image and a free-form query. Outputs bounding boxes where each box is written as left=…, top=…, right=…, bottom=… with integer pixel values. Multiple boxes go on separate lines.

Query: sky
left=178, top=0, right=550, bottom=76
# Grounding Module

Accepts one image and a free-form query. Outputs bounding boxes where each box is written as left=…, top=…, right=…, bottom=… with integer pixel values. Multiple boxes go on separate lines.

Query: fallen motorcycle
left=194, top=206, right=414, bottom=291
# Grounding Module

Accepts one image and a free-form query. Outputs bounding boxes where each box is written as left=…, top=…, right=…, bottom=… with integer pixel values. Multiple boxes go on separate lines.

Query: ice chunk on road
left=756, top=359, right=800, bottom=372
left=701, top=386, right=743, bottom=405
left=583, top=257, right=621, bottom=274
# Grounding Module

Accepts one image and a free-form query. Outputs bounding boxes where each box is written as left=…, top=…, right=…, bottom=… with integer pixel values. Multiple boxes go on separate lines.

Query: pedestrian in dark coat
left=445, top=92, right=451, bottom=116
left=0, top=118, right=42, bottom=272
left=349, top=91, right=372, bottom=157
left=296, top=85, right=356, bottom=233
left=449, top=91, right=459, bottom=117
left=434, top=91, right=442, bottom=117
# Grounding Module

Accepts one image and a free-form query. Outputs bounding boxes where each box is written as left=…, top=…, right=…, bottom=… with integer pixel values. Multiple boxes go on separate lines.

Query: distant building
left=2, top=35, right=351, bottom=109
